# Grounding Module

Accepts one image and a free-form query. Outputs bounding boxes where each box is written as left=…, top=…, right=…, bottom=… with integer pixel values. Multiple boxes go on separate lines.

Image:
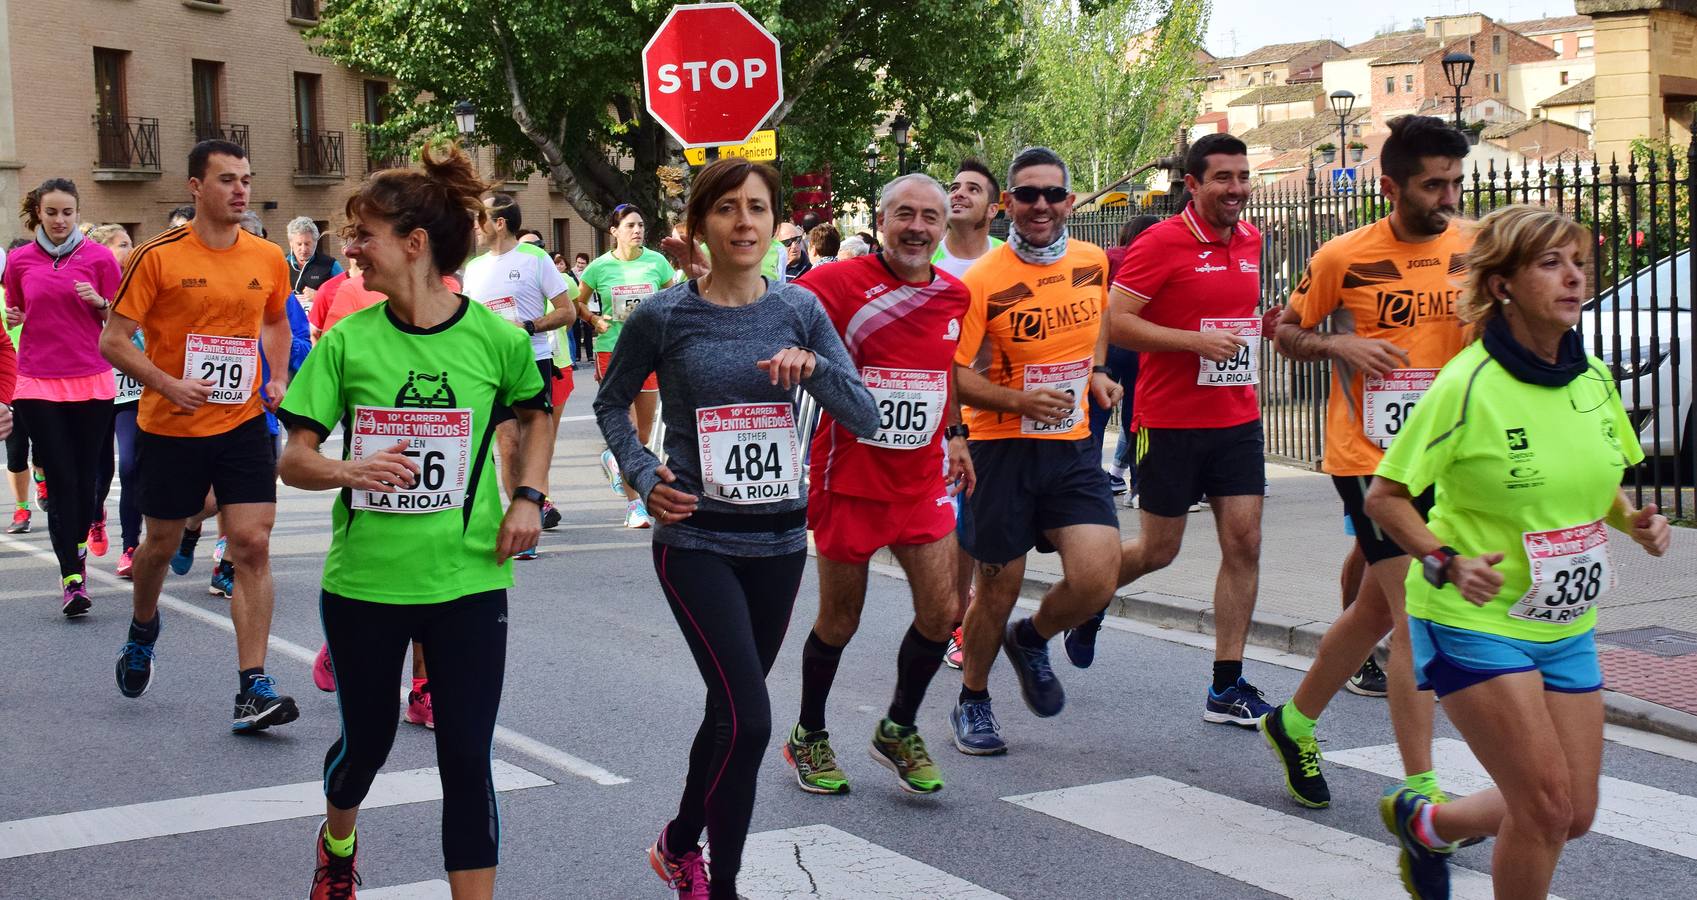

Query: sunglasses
left=780, top=236, right=802, bottom=247
left=1009, top=185, right=1068, bottom=205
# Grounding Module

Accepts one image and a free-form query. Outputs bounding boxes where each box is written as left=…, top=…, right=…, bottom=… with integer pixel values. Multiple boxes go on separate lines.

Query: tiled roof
left=1340, top=30, right=1426, bottom=60
left=1226, top=84, right=1325, bottom=107
left=1482, top=120, right=1541, bottom=140
left=1504, top=15, right=1592, bottom=36
left=1367, top=37, right=1444, bottom=66
left=1238, top=110, right=1371, bottom=150
left=1218, top=39, right=1343, bottom=69
left=1540, top=77, right=1594, bottom=107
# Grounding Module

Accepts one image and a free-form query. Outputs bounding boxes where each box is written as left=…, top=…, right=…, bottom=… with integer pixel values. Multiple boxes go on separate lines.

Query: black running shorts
left=959, top=437, right=1119, bottom=565
left=1134, top=420, right=1266, bottom=518
left=1332, top=474, right=1436, bottom=564
left=137, top=414, right=277, bottom=519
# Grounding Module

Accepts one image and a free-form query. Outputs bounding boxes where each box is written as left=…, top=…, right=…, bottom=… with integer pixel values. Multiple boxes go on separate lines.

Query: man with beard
left=948, top=147, right=1123, bottom=755
left=931, top=158, right=1003, bottom=279
left=1261, top=115, right=1474, bottom=810
left=1108, top=133, right=1277, bottom=730
left=781, top=174, right=974, bottom=795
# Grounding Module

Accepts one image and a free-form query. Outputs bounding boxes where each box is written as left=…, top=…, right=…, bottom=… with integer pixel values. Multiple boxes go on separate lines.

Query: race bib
left=114, top=369, right=144, bottom=405
left=696, top=403, right=802, bottom=505
left=860, top=367, right=947, bottom=449
left=1021, top=358, right=1090, bottom=435
left=1363, top=368, right=1438, bottom=447
left=606, top=282, right=655, bottom=321
left=1197, top=317, right=1261, bottom=386
left=348, top=406, right=474, bottom=514
left=1508, top=520, right=1614, bottom=625
left=183, top=334, right=259, bottom=404
left=482, top=296, right=521, bottom=324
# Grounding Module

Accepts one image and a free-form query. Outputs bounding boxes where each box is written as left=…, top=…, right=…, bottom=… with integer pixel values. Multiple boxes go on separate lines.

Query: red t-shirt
left=796, top=255, right=969, bottom=502
left=1112, top=204, right=1263, bottom=430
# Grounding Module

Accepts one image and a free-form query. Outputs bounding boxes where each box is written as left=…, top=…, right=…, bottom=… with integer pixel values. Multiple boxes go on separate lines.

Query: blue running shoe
left=949, top=698, right=1007, bottom=756
left=1001, top=618, right=1064, bottom=717
left=1380, top=787, right=1452, bottom=899
left=169, top=527, right=202, bottom=576
left=116, top=639, right=156, bottom=698
left=600, top=449, right=624, bottom=495
left=232, top=674, right=300, bottom=733
left=1064, top=609, right=1107, bottom=669
left=1204, top=677, right=1275, bottom=727
left=209, top=560, right=235, bottom=598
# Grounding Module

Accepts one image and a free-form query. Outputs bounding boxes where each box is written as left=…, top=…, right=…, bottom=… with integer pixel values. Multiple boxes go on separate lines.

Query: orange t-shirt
left=953, top=241, right=1108, bottom=441
left=1289, top=217, right=1473, bottom=475
left=113, top=225, right=290, bottom=437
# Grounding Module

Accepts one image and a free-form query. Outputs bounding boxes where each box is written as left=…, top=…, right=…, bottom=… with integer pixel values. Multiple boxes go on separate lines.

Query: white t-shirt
left=462, top=241, right=571, bottom=360
left=932, top=235, right=1003, bottom=280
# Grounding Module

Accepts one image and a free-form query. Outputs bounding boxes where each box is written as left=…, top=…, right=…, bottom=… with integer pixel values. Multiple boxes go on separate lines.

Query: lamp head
left=891, top=114, right=911, bottom=148
left=1329, top=90, right=1356, bottom=120
left=1441, top=53, right=1475, bottom=90
left=453, top=100, right=477, bottom=138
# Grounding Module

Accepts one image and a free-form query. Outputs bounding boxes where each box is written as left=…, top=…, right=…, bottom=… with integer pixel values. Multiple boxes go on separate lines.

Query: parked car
left=1584, top=248, right=1694, bottom=471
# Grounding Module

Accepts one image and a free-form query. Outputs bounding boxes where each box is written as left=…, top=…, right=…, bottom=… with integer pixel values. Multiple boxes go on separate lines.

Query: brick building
left=1365, top=14, right=1558, bottom=128
left=0, top=0, right=596, bottom=257
left=1505, top=14, right=1596, bottom=60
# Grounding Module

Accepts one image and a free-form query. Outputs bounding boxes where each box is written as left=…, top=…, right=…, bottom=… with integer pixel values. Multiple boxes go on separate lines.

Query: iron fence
left=294, top=128, right=345, bottom=177
left=92, top=116, right=160, bottom=171
left=194, top=121, right=250, bottom=150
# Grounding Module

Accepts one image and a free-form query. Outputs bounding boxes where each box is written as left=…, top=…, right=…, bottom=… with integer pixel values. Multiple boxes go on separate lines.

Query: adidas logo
left=247, top=278, right=263, bottom=290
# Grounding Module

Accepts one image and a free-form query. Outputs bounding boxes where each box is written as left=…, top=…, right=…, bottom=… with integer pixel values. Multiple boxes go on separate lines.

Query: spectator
left=807, top=223, right=841, bottom=265
left=86, top=224, right=133, bottom=268
left=799, top=211, right=822, bottom=234
left=518, top=228, right=544, bottom=247
left=838, top=234, right=870, bottom=259
left=285, top=216, right=343, bottom=306
left=779, top=222, right=811, bottom=279
left=552, top=253, right=569, bottom=274
left=572, top=252, right=590, bottom=278
left=166, top=205, right=195, bottom=229
left=857, top=230, right=878, bottom=252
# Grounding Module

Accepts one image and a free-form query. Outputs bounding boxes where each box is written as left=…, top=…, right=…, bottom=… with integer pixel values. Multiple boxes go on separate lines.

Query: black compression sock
left=1212, top=659, right=1243, bottom=694
left=129, top=614, right=160, bottom=644
left=1014, top=616, right=1046, bottom=648
left=178, top=526, right=201, bottom=555
left=888, top=625, right=948, bottom=728
left=798, top=630, right=845, bottom=733
left=239, top=666, right=265, bottom=693
left=959, top=685, right=990, bottom=704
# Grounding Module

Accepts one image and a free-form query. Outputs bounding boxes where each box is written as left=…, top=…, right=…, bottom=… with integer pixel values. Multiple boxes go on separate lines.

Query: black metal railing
left=294, top=128, right=344, bottom=177
left=92, top=115, right=160, bottom=171
left=193, top=121, right=249, bottom=149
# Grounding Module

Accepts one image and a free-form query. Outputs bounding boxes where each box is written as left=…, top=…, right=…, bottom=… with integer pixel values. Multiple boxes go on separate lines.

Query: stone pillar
left=1577, top=0, right=1697, bottom=159
left=0, top=0, right=20, bottom=229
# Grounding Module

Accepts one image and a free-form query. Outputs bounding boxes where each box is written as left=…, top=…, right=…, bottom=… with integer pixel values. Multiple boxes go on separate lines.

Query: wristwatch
left=943, top=424, right=970, bottom=440
left=522, top=320, right=537, bottom=335
left=511, top=486, right=546, bottom=506
left=1091, top=365, right=1117, bottom=381
left=1421, top=546, right=1459, bottom=588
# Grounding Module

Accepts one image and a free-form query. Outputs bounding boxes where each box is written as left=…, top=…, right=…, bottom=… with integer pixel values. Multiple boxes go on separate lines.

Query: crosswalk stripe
left=1326, top=738, right=1697, bottom=861
left=740, top=824, right=1011, bottom=899
left=363, top=881, right=451, bottom=899
left=1004, top=776, right=1541, bottom=900
left=0, top=760, right=552, bottom=860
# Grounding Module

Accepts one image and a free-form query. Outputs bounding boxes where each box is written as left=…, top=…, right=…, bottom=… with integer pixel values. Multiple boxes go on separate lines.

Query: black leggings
left=654, top=543, right=807, bottom=899
left=320, top=589, right=507, bottom=871
left=113, top=405, right=142, bottom=551
left=11, top=399, right=114, bottom=579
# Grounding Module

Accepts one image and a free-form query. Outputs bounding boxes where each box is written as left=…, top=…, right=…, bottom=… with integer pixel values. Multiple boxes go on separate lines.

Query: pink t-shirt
left=3, top=239, right=121, bottom=379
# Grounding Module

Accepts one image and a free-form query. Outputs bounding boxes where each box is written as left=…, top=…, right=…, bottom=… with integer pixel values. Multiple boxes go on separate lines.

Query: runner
left=101, top=139, right=298, bottom=732
left=462, top=194, right=576, bottom=554
left=4, top=178, right=121, bottom=616
left=1262, top=115, right=1473, bottom=809
left=278, top=143, right=546, bottom=900
left=1108, top=133, right=1276, bottom=727
left=89, top=224, right=143, bottom=577
left=1363, top=205, right=1670, bottom=900
left=782, top=173, right=974, bottom=796
left=595, top=157, right=877, bottom=900
left=574, top=204, right=675, bottom=529
left=949, top=146, right=1124, bottom=755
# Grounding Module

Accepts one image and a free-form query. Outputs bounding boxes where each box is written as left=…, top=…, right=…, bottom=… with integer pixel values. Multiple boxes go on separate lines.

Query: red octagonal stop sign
left=643, top=3, right=783, bottom=149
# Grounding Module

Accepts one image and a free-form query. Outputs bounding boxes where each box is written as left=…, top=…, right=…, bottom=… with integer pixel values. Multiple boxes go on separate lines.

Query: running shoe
left=648, top=828, right=710, bottom=899
left=782, top=724, right=849, bottom=794
left=625, top=499, right=653, bottom=529
left=116, top=547, right=135, bottom=579
left=87, top=514, right=109, bottom=557
left=61, top=576, right=92, bottom=618
left=869, top=718, right=943, bottom=793
left=600, top=448, right=624, bottom=495
left=513, top=546, right=539, bottom=561
left=211, top=534, right=227, bottom=566
left=232, top=674, right=300, bottom=733
left=1260, top=704, right=1330, bottom=808
left=33, top=474, right=47, bottom=512
left=309, top=820, right=361, bottom=900
left=209, top=560, right=235, bottom=598
left=1204, top=677, right=1276, bottom=727
left=1380, top=787, right=1452, bottom=899
left=1107, top=472, right=1129, bottom=496
left=1063, top=609, right=1107, bottom=669
left=405, top=684, right=434, bottom=729
left=1346, top=656, right=1389, bottom=697
left=1001, top=618, right=1064, bottom=717
left=7, top=507, right=29, bottom=533
left=948, top=697, right=1007, bottom=755
left=116, top=638, right=155, bottom=698
left=943, top=625, right=964, bottom=670
left=541, top=498, right=562, bottom=530
left=169, top=527, right=201, bottom=575
left=312, top=643, right=336, bottom=693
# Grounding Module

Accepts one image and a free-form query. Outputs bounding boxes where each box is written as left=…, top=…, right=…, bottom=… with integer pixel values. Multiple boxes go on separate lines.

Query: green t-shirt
left=551, top=271, right=580, bottom=368
left=761, top=241, right=783, bottom=283
left=1375, top=341, right=1644, bottom=641
left=580, top=248, right=674, bottom=354
left=279, top=296, right=544, bottom=605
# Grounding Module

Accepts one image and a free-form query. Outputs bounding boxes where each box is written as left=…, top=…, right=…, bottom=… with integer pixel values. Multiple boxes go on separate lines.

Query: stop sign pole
left=642, top=2, right=784, bottom=150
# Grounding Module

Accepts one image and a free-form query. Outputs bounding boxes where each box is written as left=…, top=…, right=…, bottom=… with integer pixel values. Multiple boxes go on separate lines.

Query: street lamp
left=1329, top=90, right=1355, bottom=167
left=453, top=100, right=477, bottom=139
left=1441, top=52, right=1474, bottom=130
left=864, top=141, right=880, bottom=227
left=890, top=114, right=911, bottom=175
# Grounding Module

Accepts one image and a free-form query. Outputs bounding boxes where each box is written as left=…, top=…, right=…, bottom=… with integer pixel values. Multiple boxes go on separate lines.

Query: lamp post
left=1440, top=52, right=1474, bottom=130
left=864, top=141, right=880, bottom=229
left=1329, top=90, right=1355, bottom=168
left=453, top=100, right=477, bottom=140
left=891, top=114, right=911, bottom=175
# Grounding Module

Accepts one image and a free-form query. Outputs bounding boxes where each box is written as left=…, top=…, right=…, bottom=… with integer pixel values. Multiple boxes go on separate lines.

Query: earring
left=1500, top=291, right=1513, bottom=305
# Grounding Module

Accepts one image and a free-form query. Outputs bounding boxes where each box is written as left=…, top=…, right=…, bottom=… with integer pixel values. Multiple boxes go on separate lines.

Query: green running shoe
left=1260, top=705, right=1329, bottom=808
left=783, top=724, right=849, bottom=794
left=869, top=718, right=944, bottom=794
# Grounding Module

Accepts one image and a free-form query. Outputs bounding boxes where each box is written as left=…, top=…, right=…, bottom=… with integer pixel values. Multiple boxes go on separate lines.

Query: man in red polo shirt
left=1108, top=133, right=1277, bottom=728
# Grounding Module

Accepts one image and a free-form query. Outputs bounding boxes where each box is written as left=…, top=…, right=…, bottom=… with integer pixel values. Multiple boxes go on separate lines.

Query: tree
left=308, top=0, right=1021, bottom=236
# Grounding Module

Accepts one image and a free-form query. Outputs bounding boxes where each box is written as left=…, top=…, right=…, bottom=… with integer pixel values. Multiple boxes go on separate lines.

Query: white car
left=1585, top=248, right=1693, bottom=468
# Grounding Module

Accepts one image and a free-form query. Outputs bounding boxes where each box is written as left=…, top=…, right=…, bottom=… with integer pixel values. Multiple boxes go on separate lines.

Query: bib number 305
left=860, top=367, right=947, bottom=449
left=1508, top=519, right=1614, bottom=625
left=697, top=403, right=802, bottom=505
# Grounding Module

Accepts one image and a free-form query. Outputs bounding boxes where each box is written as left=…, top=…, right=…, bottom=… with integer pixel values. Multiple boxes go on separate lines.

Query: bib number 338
left=697, top=403, right=802, bottom=505
left=1508, top=519, right=1614, bottom=624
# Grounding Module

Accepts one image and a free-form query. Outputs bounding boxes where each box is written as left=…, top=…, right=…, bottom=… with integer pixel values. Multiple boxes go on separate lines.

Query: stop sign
left=642, top=3, right=783, bottom=149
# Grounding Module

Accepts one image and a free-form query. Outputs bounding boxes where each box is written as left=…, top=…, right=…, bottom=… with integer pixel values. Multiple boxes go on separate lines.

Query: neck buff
left=35, top=224, right=84, bottom=259
left=1482, top=313, right=1588, bottom=387
left=1008, top=225, right=1069, bottom=266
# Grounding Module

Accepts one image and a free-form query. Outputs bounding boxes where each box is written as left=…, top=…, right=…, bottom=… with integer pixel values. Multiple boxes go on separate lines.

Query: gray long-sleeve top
left=593, top=279, right=880, bottom=556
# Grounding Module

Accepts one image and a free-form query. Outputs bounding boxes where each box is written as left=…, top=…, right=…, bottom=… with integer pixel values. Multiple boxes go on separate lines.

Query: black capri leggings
left=11, top=399, right=114, bottom=579
left=320, top=589, right=508, bottom=871
left=654, top=543, right=807, bottom=899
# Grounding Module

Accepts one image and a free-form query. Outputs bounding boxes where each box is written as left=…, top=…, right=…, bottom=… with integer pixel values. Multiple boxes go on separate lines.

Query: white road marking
left=1604, top=723, right=1697, bottom=764
left=1004, top=776, right=1529, bottom=900
left=0, top=760, right=550, bottom=860
left=740, top=824, right=1011, bottom=900
left=0, top=533, right=631, bottom=786
left=363, top=881, right=451, bottom=899
left=1327, top=738, right=1697, bottom=861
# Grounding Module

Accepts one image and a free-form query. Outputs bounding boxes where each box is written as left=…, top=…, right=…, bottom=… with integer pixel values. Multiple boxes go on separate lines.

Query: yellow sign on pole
left=684, top=129, right=778, bottom=165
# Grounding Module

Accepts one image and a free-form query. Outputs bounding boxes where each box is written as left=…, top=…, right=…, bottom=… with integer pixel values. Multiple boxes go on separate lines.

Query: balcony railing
left=294, top=128, right=344, bottom=177
left=193, top=121, right=250, bottom=150
left=93, top=115, right=161, bottom=171
left=364, top=135, right=403, bottom=173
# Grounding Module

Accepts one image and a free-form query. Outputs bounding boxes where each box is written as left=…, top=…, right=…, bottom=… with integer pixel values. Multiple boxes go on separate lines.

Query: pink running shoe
left=944, top=625, right=965, bottom=670
left=61, top=576, right=91, bottom=618
left=116, top=547, right=136, bottom=579
left=87, top=514, right=109, bottom=557
left=405, top=685, right=434, bottom=729
left=312, top=643, right=337, bottom=693
left=648, top=828, right=709, bottom=899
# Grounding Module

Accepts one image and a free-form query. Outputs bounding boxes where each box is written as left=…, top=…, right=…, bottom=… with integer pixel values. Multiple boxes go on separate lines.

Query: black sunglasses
left=780, top=236, right=802, bottom=247
left=1009, top=185, right=1068, bottom=205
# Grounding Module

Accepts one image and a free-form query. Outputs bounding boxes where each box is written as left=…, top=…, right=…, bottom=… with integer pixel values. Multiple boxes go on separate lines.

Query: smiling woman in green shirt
left=1363, top=206, right=1671, bottom=900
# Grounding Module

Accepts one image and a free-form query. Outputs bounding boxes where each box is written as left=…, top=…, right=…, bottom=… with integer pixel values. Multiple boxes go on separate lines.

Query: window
left=294, top=72, right=321, bottom=136
left=93, top=47, right=151, bottom=169
left=1492, top=34, right=1502, bottom=54
left=1578, top=34, right=1594, bottom=54
left=93, top=47, right=128, bottom=124
left=552, top=219, right=572, bottom=258
left=1385, top=76, right=1395, bottom=94
left=192, top=60, right=223, bottom=139
left=362, top=80, right=397, bottom=172
left=1469, top=39, right=1477, bottom=54
left=294, top=72, right=342, bottom=176
left=1241, top=73, right=1252, bottom=87
left=1493, top=72, right=1501, bottom=92
left=1554, top=37, right=1565, bottom=56
left=1405, top=73, right=1414, bottom=92
left=1577, top=109, right=1593, bottom=131
left=1560, top=70, right=1570, bottom=86
left=290, top=0, right=319, bottom=20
